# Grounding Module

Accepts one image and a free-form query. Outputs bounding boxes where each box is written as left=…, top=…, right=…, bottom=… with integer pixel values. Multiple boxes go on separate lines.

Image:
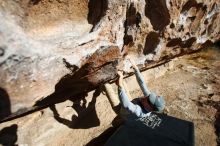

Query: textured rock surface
left=0, top=47, right=219, bottom=146
left=0, top=0, right=219, bottom=116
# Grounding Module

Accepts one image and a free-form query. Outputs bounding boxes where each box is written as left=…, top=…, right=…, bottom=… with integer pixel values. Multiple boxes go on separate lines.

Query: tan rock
left=0, top=0, right=219, bottom=115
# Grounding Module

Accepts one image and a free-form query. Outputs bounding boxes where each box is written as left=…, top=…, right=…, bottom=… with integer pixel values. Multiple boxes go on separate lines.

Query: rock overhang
left=0, top=0, right=219, bottom=115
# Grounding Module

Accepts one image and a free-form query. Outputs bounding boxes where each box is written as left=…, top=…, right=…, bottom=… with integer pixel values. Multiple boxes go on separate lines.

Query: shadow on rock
left=0, top=46, right=120, bottom=123
left=34, top=46, right=120, bottom=111
left=49, top=88, right=102, bottom=129
left=0, top=88, right=11, bottom=120
left=88, top=0, right=108, bottom=31
left=85, top=116, right=123, bottom=146
left=86, top=84, right=123, bottom=146
left=0, top=124, right=18, bottom=146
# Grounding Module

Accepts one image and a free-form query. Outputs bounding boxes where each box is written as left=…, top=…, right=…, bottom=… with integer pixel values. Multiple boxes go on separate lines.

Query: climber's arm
left=104, top=83, right=119, bottom=108
left=117, top=71, right=143, bottom=117
left=128, top=58, right=151, bottom=97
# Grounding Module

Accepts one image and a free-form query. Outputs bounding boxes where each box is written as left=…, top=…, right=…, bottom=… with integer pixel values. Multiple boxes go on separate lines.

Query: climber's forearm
left=104, top=83, right=119, bottom=107
left=116, top=70, right=144, bottom=117
left=118, top=77, right=124, bottom=89
left=128, top=58, right=151, bottom=96
left=134, top=67, right=151, bottom=97
left=118, top=88, right=142, bottom=117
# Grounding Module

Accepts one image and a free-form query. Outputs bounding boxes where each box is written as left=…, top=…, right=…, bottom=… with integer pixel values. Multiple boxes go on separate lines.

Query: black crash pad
left=105, top=113, right=194, bottom=146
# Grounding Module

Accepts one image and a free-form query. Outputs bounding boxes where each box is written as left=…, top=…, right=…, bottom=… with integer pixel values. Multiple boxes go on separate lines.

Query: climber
left=104, top=58, right=165, bottom=120
left=104, top=59, right=195, bottom=146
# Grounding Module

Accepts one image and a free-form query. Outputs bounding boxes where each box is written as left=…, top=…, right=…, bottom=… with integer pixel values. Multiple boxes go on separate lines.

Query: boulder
left=0, top=0, right=219, bottom=115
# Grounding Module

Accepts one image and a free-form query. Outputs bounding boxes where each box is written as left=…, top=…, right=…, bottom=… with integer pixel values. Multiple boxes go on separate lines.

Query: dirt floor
left=148, top=48, right=220, bottom=146
left=0, top=46, right=219, bottom=146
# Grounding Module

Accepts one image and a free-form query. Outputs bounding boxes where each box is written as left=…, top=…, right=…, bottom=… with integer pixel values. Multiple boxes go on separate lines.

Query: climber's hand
left=116, top=71, right=124, bottom=87
left=117, top=71, right=124, bottom=79
left=128, top=57, right=138, bottom=70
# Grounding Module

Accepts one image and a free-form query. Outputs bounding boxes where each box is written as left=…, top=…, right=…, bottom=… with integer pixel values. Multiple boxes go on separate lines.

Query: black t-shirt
left=105, top=113, right=194, bottom=146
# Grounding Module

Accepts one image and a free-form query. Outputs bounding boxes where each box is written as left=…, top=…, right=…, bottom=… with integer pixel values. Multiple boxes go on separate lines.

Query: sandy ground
left=0, top=47, right=219, bottom=146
